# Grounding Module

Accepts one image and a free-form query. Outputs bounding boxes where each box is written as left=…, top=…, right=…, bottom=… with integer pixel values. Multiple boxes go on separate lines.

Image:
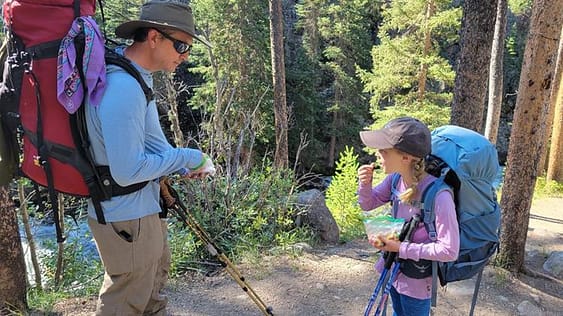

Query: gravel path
left=50, top=198, right=563, bottom=316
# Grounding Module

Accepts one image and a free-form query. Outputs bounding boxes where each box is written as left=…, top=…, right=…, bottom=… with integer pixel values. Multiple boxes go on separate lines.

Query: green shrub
left=167, top=164, right=315, bottom=276
left=24, top=164, right=315, bottom=309
left=26, top=220, right=103, bottom=311
left=325, top=146, right=364, bottom=242
left=534, top=176, right=563, bottom=198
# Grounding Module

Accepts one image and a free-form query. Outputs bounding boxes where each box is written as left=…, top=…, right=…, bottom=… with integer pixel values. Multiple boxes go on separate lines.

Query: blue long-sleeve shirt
left=85, top=47, right=203, bottom=222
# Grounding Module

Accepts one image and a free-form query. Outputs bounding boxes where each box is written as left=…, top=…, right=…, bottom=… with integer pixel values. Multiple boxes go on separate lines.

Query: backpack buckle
left=33, top=155, right=43, bottom=167
left=428, top=231, right=437, bottom=241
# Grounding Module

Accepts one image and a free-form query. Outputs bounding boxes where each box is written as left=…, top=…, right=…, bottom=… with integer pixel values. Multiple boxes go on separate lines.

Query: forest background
left=0, top=0, right=562, bottom=314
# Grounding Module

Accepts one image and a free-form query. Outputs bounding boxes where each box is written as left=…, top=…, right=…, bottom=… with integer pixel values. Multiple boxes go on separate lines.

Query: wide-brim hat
left=360, top=117, right=431, bottom=158
left=115, top=0, right=211, bottom=48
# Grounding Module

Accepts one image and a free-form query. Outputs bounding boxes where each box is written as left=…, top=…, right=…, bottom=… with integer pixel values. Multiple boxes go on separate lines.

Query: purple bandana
left=57, top=16, right=106, bottom=114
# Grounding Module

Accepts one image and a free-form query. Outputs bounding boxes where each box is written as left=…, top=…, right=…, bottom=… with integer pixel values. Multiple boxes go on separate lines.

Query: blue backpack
left=391, top=125, right=501, bottom=313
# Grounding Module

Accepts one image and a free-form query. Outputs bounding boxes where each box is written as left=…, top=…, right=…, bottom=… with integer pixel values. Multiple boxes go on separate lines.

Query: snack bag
left=362, top=208, right=405, bottom=246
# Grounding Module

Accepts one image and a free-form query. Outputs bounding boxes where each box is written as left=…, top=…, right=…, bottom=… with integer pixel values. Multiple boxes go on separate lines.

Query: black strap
left=96, top=0, right=107, bottom=40
left=73, top=0, right=80, bottom=18
left=27, top=68, right=65, bottom=243
left=71, top=30, right=150, bottom=224
left=25, top=39, right=61, bottom=60
left=469, top=268, right=484, bottom=316
left=70, top=18, right=107, bottom=224
left=89, top=165, right=150, bottom=225
left=95, top=166, right=149, bottom=197
left=104, top=49, right=154, bottom=104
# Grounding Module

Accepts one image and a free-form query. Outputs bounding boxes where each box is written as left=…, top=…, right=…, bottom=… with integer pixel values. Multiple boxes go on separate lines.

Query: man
left=85, top=0, right=213, bottom=314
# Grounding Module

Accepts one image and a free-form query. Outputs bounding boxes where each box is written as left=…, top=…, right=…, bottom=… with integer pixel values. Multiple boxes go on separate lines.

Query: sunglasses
left=155, top=29, right=192, bottom=54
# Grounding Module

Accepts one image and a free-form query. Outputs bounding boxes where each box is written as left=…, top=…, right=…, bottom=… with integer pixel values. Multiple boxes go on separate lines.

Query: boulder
left=543, top=251, right=563, bottom=279
left=296, top=189, right=339, bottom=243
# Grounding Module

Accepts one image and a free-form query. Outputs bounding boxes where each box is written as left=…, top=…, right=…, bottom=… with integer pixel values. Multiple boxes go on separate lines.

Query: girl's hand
left=358, top=163, right=376, bottom=185
left=369, top=235, right=401, bottom=253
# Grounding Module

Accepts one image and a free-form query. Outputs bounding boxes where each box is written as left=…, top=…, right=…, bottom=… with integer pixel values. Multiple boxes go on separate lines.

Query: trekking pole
left=373, top=215, right=421, bottom=316
left=160, top=179, right=274, bottom=316
left=364, top=215, right=418, bottom=316
left=363, top=255, right=392, bottom=316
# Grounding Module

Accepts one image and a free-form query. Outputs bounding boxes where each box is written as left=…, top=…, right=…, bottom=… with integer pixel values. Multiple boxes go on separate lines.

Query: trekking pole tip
left=266, top=306, right=274, bottom=315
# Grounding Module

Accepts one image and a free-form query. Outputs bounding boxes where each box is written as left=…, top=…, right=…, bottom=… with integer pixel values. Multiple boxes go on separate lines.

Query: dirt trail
left=51, top=198, right=563, bottom=316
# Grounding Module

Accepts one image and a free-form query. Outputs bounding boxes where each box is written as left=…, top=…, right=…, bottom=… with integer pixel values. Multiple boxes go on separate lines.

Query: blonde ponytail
left=399, top=158, right=425, bottom=204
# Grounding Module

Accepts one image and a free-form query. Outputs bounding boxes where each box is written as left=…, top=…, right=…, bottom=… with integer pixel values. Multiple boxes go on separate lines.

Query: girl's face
left=377, top=148, right=420, bottom=174
left=376, top=148, right=405, bottom=174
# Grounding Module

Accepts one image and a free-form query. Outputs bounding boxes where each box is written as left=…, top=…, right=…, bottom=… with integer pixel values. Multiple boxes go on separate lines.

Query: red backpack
left=0, top=0, right=153, bottom=242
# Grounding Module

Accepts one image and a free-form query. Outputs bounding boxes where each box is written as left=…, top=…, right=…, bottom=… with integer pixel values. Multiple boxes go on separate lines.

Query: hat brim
left=115, top=20, right=212, bottom=48
left=360, top=130, right=394, bottom=150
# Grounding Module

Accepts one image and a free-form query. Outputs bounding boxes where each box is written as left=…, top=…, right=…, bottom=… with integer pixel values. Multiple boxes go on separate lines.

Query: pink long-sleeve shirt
left=358, top=173, right=460, bottom=300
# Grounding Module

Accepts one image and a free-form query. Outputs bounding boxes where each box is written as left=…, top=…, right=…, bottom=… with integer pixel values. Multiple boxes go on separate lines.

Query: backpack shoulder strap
left=104, top=48, right=154, bottom=104
left=422, top=168, right=454, bottom=309
left=390, top=172, right=402, bottom=217
left=421, top=168, right=453, bottom=242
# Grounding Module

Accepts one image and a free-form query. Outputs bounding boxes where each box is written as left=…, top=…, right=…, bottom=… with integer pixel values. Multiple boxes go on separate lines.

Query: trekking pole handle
left=404, top=214, right=421, bottom=242
left=383, top=214, right=421, bottom=269
left=159, top=177, right=176, bottom=207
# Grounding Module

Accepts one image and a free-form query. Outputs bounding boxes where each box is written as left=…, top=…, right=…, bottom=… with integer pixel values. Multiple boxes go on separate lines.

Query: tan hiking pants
left=88, top=213, right=170, bottom=316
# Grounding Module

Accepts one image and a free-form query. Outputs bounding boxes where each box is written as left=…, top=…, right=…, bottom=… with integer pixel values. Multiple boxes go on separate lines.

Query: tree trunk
left=0, top=186, right=27, bottom=314
left=450, top=0, right=496, bottom=131
left=270, top=0, right=289, bottom=170
left=484, top=0, right=508, bottom=144
left=329, top=110, right=337, bottom=168
left=418, top=0, right=435, bottom=102
left=499, top=0, right=563, bottom=273
left=164, top=74, right=184, bottom=147
left=546, top=29, right=563, bottom=182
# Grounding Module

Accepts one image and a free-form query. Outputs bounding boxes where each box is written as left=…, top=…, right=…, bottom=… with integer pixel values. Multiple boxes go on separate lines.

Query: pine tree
left=295, top=0, right=376, bottom=170
left=358, top=0, right=460, bottom=129
left=191, top=0, right=272, bottom=175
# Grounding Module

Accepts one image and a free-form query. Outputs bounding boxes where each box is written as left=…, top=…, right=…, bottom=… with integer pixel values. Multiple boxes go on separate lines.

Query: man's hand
left=183, top=154, right=216, bottom=179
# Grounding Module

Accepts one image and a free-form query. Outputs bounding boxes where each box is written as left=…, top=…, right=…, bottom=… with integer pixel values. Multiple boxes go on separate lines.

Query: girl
left=358, top=117, right=459, bottom=316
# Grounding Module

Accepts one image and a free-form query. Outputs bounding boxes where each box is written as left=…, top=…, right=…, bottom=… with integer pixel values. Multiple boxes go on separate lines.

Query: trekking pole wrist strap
left=189, top=153, right=209, bottom=171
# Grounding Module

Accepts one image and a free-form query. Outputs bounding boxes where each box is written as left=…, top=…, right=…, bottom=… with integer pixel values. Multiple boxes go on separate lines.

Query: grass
left=492, top=267, right=511, bottom=287
left=27, top=288, right=71, bottom=313
left=533, top=176, right=563, bottom=199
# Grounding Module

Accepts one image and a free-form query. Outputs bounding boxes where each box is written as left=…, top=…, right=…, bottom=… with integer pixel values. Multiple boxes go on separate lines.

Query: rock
left=291, top=242, right=313, bottom=253
left=268, top=242, right=313, bottom=255
left=296, top=189, right=340, bottom=243
left=517, top=300, right=543, bottom=316
left=530, top=293, right=541, bottom=305
left=543, top=251, right=563, bottom=279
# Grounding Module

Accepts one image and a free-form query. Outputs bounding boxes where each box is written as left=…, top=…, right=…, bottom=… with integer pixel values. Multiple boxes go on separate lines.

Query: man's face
left=153, top=29, right=194, bottom=72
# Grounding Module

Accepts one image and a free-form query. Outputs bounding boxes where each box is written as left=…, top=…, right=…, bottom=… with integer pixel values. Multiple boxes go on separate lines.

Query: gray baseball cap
left=115, top=0, right=211, bottom=48
left=360, top=117, right=431, bottom=158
